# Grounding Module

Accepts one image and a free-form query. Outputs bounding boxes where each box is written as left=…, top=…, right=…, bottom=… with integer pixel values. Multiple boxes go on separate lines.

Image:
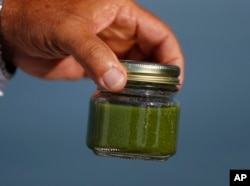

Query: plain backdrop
left=1, top=0, right=250, bottom=185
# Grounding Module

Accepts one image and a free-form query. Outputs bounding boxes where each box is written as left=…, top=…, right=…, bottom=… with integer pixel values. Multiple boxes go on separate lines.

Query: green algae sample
left=87, top=99, right=180, bottom=161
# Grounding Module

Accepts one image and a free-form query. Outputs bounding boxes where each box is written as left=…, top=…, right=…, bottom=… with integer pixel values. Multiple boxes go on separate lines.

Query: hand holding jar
left=0, top=0, right=184, bottom=92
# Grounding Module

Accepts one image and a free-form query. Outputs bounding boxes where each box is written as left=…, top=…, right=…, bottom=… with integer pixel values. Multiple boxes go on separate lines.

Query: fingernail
left=103, top=68, right=125, bottom=90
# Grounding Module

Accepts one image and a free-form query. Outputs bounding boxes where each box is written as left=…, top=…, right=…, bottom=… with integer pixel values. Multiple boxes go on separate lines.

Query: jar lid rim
left=121, top=60, right=180, bottom=85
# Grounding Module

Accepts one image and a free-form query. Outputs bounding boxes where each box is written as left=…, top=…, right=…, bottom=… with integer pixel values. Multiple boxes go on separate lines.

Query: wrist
left=0, top=0, right=16, bottom=96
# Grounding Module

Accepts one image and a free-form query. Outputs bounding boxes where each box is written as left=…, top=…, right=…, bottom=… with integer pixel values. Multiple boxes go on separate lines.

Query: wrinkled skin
left=1, top=0, right=184, bottom=91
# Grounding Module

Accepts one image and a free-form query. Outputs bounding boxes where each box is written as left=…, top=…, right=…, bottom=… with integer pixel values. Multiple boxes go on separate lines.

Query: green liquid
left=87, top=100, right=180, bottom=160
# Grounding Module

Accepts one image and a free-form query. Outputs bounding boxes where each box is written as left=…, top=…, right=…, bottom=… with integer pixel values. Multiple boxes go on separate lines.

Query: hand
left=1, top=0, right=184, bottom=92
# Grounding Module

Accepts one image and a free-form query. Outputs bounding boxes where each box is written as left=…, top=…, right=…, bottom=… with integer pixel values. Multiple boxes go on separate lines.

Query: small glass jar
left=86, top=60, right=180, bottom=161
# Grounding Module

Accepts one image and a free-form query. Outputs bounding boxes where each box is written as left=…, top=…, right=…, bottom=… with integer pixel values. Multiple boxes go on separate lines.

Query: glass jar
left=86, top=60, right=180, bottom=161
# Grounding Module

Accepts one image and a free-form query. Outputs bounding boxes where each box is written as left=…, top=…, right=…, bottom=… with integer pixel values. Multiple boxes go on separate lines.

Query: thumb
left=66, top=31, right=127, bottom=92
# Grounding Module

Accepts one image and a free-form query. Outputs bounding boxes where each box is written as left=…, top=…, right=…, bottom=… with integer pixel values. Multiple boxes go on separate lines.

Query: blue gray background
left=1, top=0, right=250, bottom=185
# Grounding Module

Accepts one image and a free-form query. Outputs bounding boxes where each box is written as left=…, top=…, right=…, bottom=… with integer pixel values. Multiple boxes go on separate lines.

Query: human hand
left=1, top=0, right=184, bottom=92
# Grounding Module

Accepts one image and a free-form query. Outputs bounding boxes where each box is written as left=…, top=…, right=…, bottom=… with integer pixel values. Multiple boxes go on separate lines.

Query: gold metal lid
left=121, top=60, right=180, bottom=85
